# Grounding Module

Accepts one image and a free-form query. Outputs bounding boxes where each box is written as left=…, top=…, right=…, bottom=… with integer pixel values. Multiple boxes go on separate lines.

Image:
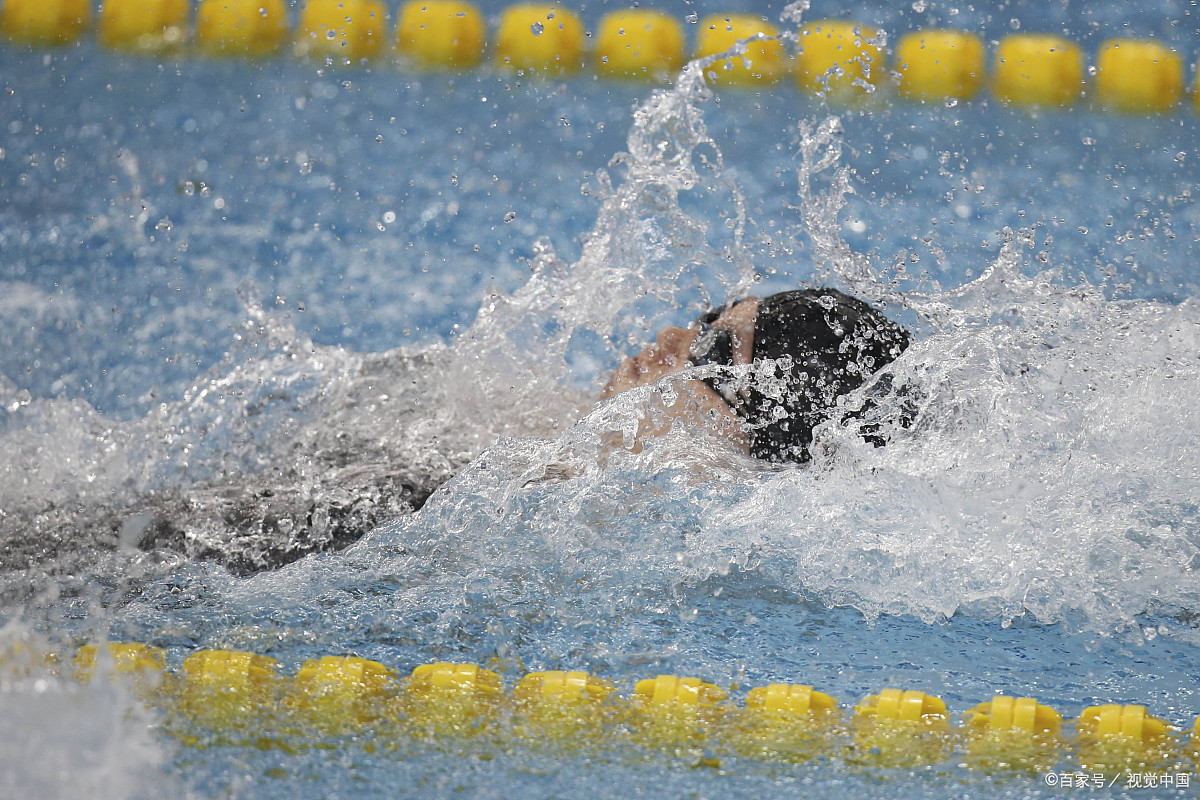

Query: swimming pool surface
left=3, top=0, right=1200, bottom=797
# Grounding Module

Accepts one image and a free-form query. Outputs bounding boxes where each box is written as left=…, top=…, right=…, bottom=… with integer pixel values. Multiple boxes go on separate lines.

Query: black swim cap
left=692, top=288, right=910, bottom=463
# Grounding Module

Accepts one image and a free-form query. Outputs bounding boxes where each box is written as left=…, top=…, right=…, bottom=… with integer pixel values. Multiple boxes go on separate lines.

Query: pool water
left=3, top=0, right=1200, bottom=797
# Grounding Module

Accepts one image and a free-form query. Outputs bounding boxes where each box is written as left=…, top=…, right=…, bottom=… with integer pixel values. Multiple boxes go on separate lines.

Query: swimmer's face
left=601, top=324, right=744, bottom=451
left=600, top=301, right=761, bottom=454
left=601, top=300, right=759, bottom=399
left=601, top=326, right=698, bottom=398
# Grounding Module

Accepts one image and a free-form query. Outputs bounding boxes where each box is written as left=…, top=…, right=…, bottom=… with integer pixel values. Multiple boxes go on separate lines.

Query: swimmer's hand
left=601, top=325, right=748, bottom=454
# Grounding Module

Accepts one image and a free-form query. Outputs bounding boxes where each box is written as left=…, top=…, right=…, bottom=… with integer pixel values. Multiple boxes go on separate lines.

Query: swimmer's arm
left=601, top=319, right=751, bottom=454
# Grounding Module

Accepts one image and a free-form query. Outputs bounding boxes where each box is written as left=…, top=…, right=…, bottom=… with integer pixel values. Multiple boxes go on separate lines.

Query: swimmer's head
left=602, top=288, right=910, bottom=462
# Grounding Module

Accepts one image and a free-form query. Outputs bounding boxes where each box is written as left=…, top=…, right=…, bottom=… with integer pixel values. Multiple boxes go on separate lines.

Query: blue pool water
left=3, top=0, right=1200, bottom=797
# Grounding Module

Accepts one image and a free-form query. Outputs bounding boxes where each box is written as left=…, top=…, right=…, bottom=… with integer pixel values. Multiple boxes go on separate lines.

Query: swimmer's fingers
left=603, top=334, right=693, bottom=397
left=601, top=355, right=642, bottom=397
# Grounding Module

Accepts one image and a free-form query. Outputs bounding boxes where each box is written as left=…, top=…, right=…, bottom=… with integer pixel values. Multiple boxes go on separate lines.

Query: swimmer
left=0, top=289, right=907, bottom=587
left=602, top=288, right=910, bottom=463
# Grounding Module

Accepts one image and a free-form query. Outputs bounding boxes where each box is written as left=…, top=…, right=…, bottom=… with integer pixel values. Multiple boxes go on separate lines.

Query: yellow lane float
left=196, top=0, right=289, bottom=57
left=1094, top=38, right=1183, bottom=113
left=42, top=644, right=1200, bottom=774
left=1076, top=703, right=1175, bottom=776
left=993, top=33, right=1085, bottom=108
left=97, top=0, right=187, bottom=52
left=288, top=655, right=397, bottom=735
left=74, top=642, right=166, bottom=684
left=0, top=0, right=89, bottom=45
left=395, top=0, right=485, bottom=69
left=965, top=695, right=1063, bottom=771
left=403, top=661, right=503, bottom=735
left=629, top=673, right=727, bottom=753
left=494, top=2, right=585, bottom=74
left=594, top=9, right=685, bottom=82
left=694, top=14, right=786, bottom=87
left=295, top=0, right=386, bottom=62
left=852, top=687, right=952, bottom=767
left=512, top=670, right=615, bottom=742
left=731, top=682, right=840, bottom=761
left=176, top=649, right=281, bottom=732
left=895, top=28, right=985, bottom=101
left=794, top=20, right=883, bottom=98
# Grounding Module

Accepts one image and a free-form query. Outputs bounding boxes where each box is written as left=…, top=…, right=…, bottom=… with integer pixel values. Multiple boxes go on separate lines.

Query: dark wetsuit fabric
left=690, top=288, right=910, bottom=463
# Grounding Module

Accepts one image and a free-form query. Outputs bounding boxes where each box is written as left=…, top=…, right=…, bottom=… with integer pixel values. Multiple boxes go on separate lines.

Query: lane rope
left=27, top=642, right=1196, bottom=773
left=1, top=1, right=1197, bottom=114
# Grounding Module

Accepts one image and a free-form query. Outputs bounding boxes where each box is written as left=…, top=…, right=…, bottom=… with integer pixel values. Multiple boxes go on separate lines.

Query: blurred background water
left=2, top=1, right=1200, bottom=797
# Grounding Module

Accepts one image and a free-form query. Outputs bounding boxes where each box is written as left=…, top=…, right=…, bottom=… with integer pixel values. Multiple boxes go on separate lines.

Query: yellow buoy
left=895, top=29, right=985, bottom=101
left=745, top=682, right=838, bottom=717
left=794, top=19, right=882, bottom=98
left=1078, top=703, right=1169, bottom=741
left=395, top=0, right=486, bottom=69
left=852, top=687, right=952, bottom=768
left=629, top=673, right=727, bottom=751
left=495, top=3, right=586, bottom=75
left=967, top=695, right=1061, bottom=735
left=633, top=673, right=727, bottom=714
left=1076, top=703, right=1175, bottom=775
left=1094, top=38, right=1183, bottom=113
left=288, top=655, right=398, bottom=733
left=296, top=0, right=386, bottom=62
left=993, top=34, right=1084, bottom=108
left=694, top=14, right=786, bottom=87
left=594, top=9, right=685, bottom=82
left=177, top=649, right=280, bottom=727
left=515, top=669, right=614, bottom=705
left=74, top=642, right=167, bottom=683
left=964, top=695, right=1063, bottom=771
left=98, top=0, right=188, bottom=52
left=732, top=682, right=840, bottom=761
left=0, top=0, right=90, bottom=45
left=512, top=670, right=615, bottom=740
left=196, top=0, right=290, bottom=57
left=858, top=687, right=947, bottom=724
left=403, top=662, right=503, bottom=735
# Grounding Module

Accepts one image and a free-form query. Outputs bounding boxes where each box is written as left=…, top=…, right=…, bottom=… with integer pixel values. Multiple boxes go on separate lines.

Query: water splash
left=4, top=1, right=1200, bottom=649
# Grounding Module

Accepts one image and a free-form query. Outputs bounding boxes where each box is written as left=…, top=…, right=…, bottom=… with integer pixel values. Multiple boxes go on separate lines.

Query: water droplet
left=382, top=211, right=396, bottom=224
left=911, top=0, right=928, bottom=11
left=1009, top=18, right=1020, bottom=29
left=530, top=21, right=543, bottom=36
left=503, top=211, right=516, bottom=223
